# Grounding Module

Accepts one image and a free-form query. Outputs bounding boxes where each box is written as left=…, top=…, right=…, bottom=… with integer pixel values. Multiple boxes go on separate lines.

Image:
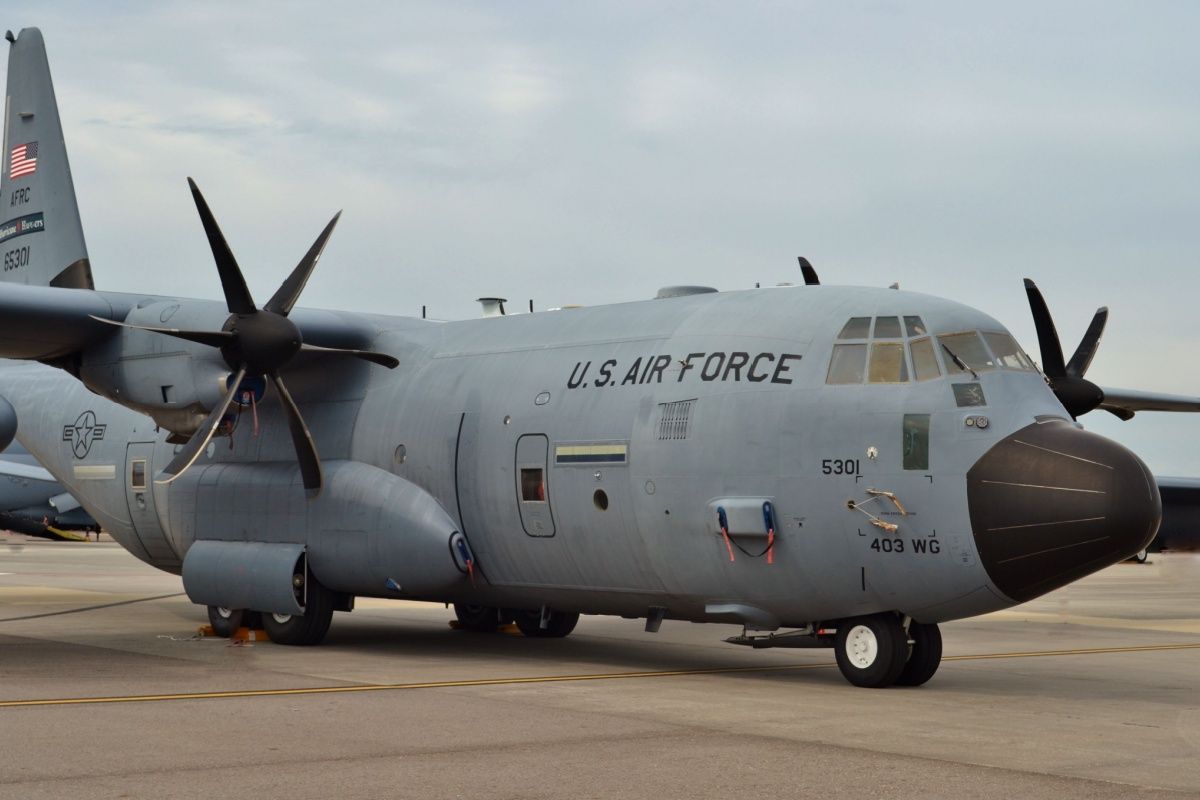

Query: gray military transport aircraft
left=2, top=27, right=1198, bottom=688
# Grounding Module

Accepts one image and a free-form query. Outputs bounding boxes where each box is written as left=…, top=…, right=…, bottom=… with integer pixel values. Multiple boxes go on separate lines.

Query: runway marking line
left=3, top=641, right=1199, bottom=709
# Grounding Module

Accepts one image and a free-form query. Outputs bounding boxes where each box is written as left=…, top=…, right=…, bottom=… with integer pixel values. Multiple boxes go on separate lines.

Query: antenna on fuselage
left=797, top=256, right=820, bottom=286
left=477, top=297, right=507, bottom=317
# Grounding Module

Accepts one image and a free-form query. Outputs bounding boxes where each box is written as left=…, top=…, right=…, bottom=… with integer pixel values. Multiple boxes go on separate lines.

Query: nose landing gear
left=833, top=613, right=943, bottom=688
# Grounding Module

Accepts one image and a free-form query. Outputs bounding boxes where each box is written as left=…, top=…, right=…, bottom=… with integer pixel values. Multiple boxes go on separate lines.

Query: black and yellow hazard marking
left=554, top=443, right=628, bottom=465
left=2, top=641, right=1198, bottom=709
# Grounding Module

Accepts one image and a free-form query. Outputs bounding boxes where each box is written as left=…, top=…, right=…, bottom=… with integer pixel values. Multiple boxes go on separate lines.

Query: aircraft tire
left=207, top=606, right=243, bottom=638
left=833, top=613, right=908, bottom=688
left=895, top=621, right=942, bottom=687
left=262, top=575, right=335, bottom=646
left=1133, top=547, right=1149, bottom=564
left=513, top=609, right=579, bottom=638
left=454, top=604, right=509, bottom=632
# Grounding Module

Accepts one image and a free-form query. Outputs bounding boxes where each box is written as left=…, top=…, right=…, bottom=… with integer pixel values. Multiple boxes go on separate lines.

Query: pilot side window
left=837, top=317, right=871, bottom=339
left=982, top=332, right=1035, bottom=371
left=867, top=343, right=909, bottom=383
left=909, top=337, right=941, bottom=381
left=827, top=343, right=867, bottom=384
left=936, top=332, right=996, bottom=373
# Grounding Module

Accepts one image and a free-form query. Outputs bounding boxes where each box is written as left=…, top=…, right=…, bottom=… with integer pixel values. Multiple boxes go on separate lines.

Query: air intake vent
left=657, top=399, right=696, bottom=440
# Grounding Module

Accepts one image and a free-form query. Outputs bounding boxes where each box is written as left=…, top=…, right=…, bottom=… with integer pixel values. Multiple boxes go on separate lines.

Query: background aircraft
left=0, top=399, right=96, bottom=539
left=0, top=27, right=1194, bottom=690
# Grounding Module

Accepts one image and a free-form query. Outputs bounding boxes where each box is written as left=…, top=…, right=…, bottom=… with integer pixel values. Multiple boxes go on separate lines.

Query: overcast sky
left=7, top=2, right=1200, bottom=472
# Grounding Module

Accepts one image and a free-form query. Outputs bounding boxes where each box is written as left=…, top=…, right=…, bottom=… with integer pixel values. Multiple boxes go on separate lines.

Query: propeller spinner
left=1022, top=278, right=1123, bottom=420
left=94, top=179, right=399, bottom=496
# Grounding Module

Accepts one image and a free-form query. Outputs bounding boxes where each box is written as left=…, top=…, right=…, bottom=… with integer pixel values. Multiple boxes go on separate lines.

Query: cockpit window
left=982, top=332, right=1035, bottom=371
left=904, top=316, right=927, bottom=337
left=867, top=343, right=908, bottom=383
left=838, top=317, right=871, bottom=340
left=873, top=316, right=902, bottom=338
left=936, top=332, right=996, bottom=373
left=827, top=343, right=867, bottom=384
left=909, top=337, right=941, bottom=381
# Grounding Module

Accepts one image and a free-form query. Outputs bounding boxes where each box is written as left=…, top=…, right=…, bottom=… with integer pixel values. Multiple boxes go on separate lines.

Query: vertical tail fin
left=2, top=28, right=92, bottom=289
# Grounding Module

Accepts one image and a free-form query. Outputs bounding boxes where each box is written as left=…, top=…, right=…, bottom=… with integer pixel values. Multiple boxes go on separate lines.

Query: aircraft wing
left=0, top=283, right=123, bottom=360
left=1097, top=387, right=1200, bottom=420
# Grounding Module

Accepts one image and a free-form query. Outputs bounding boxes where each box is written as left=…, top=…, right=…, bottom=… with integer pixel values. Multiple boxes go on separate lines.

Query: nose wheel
left=833, top=613, right=942, bottom=688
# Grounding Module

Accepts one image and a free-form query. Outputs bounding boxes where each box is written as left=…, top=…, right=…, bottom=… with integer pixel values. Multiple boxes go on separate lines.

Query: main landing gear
left=203, top=571, right=336, bottom=646
left=452, top=603, right=580, bottom=638
left=834, top=613, right=942, bottom=688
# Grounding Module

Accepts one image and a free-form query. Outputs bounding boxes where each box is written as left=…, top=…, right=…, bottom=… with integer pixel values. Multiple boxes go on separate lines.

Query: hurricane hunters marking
left=0, top=26, right=1196, bottom=689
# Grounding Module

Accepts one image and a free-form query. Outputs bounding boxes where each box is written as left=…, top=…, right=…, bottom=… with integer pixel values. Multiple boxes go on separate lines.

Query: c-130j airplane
left=2, top=28, right=1198, bottom=688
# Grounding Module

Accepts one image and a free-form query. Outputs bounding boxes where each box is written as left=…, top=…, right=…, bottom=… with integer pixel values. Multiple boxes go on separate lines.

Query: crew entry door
left=515, top=434, right=555, bottom=537
left=125, top=442, right=174, bottom=562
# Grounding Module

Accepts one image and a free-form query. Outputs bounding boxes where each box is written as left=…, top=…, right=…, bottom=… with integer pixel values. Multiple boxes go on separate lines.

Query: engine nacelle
left=79, top=300, right=233, bottom=436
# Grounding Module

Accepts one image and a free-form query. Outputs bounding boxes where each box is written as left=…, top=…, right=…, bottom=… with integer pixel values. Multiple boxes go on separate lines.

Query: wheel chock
left=197, top=624, right=217, bottom=637
left=448, top=619, right=464, bottom=630
left=232, top=627, right=270, bottom=642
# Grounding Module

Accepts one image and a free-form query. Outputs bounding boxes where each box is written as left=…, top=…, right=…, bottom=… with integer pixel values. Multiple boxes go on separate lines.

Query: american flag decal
left=9, top=142, right=38, bottom=179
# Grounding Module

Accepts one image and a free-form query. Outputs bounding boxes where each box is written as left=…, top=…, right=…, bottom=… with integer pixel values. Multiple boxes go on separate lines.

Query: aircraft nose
left=966, top=418, right=1160, bottom=603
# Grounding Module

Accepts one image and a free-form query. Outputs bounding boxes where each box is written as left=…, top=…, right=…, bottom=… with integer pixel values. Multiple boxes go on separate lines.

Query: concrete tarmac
left=1, top=534, right=1199, bottom=799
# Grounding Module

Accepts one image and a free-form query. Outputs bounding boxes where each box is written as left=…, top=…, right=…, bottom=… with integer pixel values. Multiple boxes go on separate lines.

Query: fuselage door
left=515, top=434, right=555, bottom=537
left=124, top=441, right=174, bottom=562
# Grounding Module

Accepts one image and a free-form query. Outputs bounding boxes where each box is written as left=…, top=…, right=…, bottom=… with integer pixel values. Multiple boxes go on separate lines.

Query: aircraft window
left=903, top=414, right=930, bottom=470
left=936, top=332, right=996, bottom=373
left=130, top=460, right=147, bottom=490
left=873, top=316, right=902, bottom=338
left=909, top=338, right=941, bottom=381
left=867, top=343, right=909, bottom=383
left=837, top=317, right=871, bottom=340
left=827, top=343, right=867, bottom=384
left=520, top=468, right=546, bottom=502
left=904, top=316, right=927, bottom=337
left=982, top=332, right=1035, bottom=371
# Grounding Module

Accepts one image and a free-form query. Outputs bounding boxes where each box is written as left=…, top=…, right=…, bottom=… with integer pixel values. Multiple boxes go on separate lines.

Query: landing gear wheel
left=1134, top=547, right=1149, bottom=564
left=207, top=606, right=243, bottom=638
left=834, top=613, right=908, bottom=688
left=262, top=573, right=334, bottom=646
left=895, top=621, right=942, bottom=687
left=454, top=604, right=510, bottom=632
left=512, top=609, right=579, bottom=638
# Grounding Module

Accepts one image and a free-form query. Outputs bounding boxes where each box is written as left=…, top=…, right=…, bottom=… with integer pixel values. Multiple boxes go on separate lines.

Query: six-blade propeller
left=96, top=178, right=399, bottom=496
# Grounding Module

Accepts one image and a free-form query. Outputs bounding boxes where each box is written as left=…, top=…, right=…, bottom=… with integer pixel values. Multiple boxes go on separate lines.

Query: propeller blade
left=299, top=342, right=399, bottom=369
left=269, top=373, right=323, bottom=496
left=264, top=212, right=343, bottom=317
left=88, top=315, right=234, bottom=349
left=1023, top=278, right=1067, bottom=377
left=1103, top=406, right=1136, bottom=421
left=1065, top=307, right=1108, bottom=378
left=157, top=365, right=248, bottom=484
left=797, top=256, right=820, bottom=286
left=187, top=178, right=257, bottom=315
